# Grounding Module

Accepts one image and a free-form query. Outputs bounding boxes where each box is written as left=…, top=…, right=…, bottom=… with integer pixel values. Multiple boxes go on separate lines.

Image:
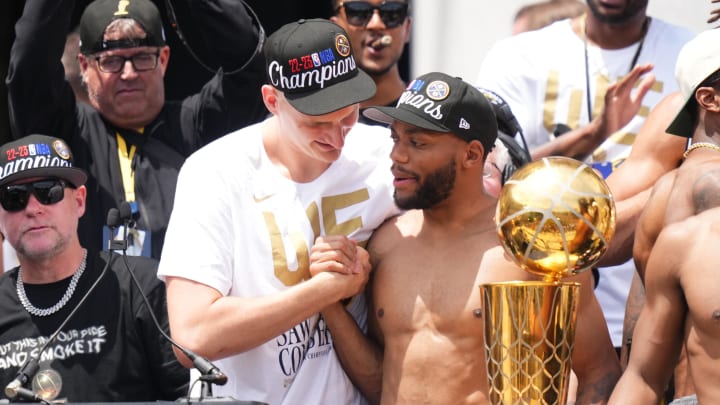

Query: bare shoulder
left=367, top=210, right=422, bottom=264
left=653, top=209, right=720, bottom=266
left=689, top=160, right=720, bottom=214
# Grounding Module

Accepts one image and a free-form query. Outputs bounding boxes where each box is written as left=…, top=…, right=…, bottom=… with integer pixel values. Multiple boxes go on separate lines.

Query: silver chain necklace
left=16, top=249, right=88, bottom=317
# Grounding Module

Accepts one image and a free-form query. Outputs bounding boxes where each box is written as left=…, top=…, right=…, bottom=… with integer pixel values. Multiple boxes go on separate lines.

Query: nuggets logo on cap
left=53, top=140, right=71, bottom=160
left=426, top=81, right=450, bottom=101
left=336, top=34, right=351, bottom=57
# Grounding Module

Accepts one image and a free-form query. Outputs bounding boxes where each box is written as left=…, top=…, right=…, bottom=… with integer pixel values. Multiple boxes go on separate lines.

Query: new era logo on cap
left=264, top=19, right=376, bottom=116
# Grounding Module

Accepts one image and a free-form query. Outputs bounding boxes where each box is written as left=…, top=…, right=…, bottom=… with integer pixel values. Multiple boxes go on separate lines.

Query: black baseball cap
left=264, top=19, right=376, bottom=116
left=79, top=0, right=166, bottom=54
left=0, top=135, right=87, bottom=187
left=363, top=72, right=498, bottom=151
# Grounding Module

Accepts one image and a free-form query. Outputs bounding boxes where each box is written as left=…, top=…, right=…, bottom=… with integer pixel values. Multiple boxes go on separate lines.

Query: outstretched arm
left=318, top=235, right=385, bottom=404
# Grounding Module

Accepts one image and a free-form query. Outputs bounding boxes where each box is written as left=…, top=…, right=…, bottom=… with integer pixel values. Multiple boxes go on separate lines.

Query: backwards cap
left=264, top=19, right=376, bottom=116
left=0, top=135, right=87, bottom=187
left=363, top=72, right=498, bottom=151
left=667, top=29, right=720, bottom=138
left=79, top=0, right=166, bottom=54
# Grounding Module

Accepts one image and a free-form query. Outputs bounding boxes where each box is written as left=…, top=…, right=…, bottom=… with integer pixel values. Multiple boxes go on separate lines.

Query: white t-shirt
left=477, top=18, right=694, bottom=346
left=158, top=121, right=399, bottom=404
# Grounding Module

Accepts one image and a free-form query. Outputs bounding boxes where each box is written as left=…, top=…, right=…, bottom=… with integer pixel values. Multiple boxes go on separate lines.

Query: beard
left=394, top=158, right=457, bottom=210
left=586, top=0, right=648, bottom=25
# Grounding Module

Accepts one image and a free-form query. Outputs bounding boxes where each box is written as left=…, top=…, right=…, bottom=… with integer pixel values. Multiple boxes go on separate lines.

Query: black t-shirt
left=0, top=252, right=188, bottom=402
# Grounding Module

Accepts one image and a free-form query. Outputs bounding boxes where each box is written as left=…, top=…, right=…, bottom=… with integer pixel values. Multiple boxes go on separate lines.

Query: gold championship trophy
left=481, top=157, right=615, bottom=405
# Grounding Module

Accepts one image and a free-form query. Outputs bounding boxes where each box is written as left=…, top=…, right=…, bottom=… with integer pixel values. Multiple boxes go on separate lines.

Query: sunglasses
left=0, top=179, right=74, bottom=212
left=338, top=1, right=409, bottom=29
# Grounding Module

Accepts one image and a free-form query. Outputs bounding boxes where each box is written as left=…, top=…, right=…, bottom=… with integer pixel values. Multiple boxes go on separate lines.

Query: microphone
left=111, top=202, right=228, bottom=389
left=4, top=358, right=38, bottom=398
left=4, top=216, right=117, bottom=401
left=107, top=208, right=127, bottom=251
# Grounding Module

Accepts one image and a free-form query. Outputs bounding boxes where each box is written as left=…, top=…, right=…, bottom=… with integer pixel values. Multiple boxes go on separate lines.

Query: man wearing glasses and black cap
left=0, top=135, right=187, bottom=402
left=332, top=0, right=412, bottom=124
left=7, top=0, right=267, bottom=260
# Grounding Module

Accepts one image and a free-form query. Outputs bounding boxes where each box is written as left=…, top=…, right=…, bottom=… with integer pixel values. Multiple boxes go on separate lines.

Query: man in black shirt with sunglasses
left=0, top=134, right=188, bottom=401
left=331, top=0, right=411, bottom=124
left=7, top=0, right=268, bottom=260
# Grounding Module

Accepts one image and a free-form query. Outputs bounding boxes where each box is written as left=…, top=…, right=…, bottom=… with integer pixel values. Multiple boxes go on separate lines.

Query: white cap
left=667, top=29, right=720, bottom=138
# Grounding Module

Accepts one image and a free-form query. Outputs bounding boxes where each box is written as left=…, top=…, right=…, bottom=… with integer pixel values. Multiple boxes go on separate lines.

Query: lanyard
left=582, top=16, right=650, bottom=120
left=116, top=132, right=139, bottom=202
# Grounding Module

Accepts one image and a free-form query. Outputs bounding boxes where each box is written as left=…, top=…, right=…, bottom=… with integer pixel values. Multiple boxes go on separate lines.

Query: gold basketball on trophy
left=495, top=156, right=615, bottom=281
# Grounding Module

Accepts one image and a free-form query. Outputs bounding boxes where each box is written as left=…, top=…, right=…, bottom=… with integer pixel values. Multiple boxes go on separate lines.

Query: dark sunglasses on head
left=0, top=179, right=74, bottom=212
left=338, top=1, right=409, bottom=29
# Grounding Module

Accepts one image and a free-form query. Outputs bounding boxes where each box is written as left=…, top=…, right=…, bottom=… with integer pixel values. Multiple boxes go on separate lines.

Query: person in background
left=0, top=135, right=188, bottom=402
left=477, top=0, right=694, bottom=367
left=158, top=19, right=400, bottom=404
left=512, top=0, right=586, bottom=35
left=7, top=0, right=268, bottom=259
left=331, top=0, right=412, bottom=124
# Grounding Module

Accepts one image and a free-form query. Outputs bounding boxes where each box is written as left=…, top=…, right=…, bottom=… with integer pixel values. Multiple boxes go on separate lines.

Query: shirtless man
left=327, top=72, right=621, bottom=404
left=610, top=28, right=720, bottom=405
left=609, top=206, right=720, bottom=404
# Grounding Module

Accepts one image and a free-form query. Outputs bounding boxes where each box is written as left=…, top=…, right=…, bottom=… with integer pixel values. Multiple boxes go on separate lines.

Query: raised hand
left=595, top=63, right=656, bottom=141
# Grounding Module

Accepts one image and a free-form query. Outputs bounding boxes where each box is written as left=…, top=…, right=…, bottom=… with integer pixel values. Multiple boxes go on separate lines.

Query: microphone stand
left=114, top=202, right=229, bottom=402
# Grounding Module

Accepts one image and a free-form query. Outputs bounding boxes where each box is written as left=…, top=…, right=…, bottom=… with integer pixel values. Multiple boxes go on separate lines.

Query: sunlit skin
left=78, top=22, right=170, bottom=129
left=260, top=85, right=360, bottom=183
left=0, top=178, right=86, bottom=284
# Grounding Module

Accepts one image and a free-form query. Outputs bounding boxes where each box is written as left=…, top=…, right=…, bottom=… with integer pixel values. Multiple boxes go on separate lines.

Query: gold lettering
left=264, top=212, right=310, bottom=286
left=543, top=71, right=560, bottom=133
left=264, top=188, right=371, bottom=286
left=321, top=189, right=369, bottom=236
left=306, top=202, right=320, bottom=239
left=114, top=0, right=130, bottom=16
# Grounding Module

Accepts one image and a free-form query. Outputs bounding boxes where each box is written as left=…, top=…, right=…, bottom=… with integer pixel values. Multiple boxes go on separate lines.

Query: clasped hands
left=309, top=235, right=371, bottom=302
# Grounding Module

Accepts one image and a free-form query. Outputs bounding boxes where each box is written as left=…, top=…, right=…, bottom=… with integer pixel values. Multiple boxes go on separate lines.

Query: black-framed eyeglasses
left=94, top=51, right=160, bottom=74
left=337, top=1, right=409, bottom=29
left=0, top=179, right=74, bottom=212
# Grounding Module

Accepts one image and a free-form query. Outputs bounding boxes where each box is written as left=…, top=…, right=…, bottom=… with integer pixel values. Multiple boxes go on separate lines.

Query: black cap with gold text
left=79, top=0, right=166, bottom=54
